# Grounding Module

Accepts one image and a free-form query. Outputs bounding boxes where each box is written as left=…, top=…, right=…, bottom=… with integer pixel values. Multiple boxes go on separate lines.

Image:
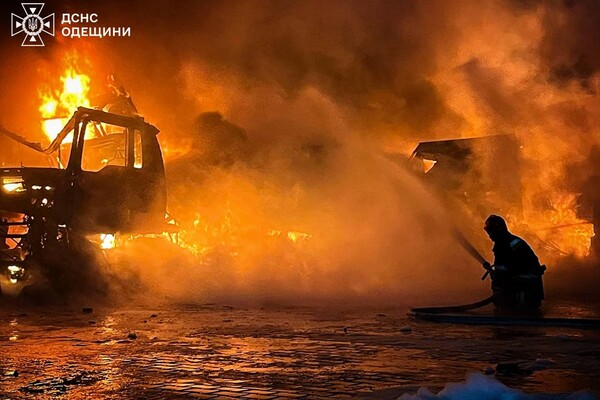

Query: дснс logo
left=11, top=3, right=55, bottom=47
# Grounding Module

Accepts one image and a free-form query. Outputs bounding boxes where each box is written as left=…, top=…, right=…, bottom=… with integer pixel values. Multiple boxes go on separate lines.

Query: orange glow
left=523, top=193, right=593, bottom=258
left=2, top=177, right=26, bottom=193
left=545, top=194, right=593, bottom=258
left=268, top=230, right=312, bottom=243
left=39, top=63, right=92, bottom=143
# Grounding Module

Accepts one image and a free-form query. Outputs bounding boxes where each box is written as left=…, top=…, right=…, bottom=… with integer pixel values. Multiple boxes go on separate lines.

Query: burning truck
left=0, top=60, right=314, bottom=300
left=0, top=89, right=167, bottom=298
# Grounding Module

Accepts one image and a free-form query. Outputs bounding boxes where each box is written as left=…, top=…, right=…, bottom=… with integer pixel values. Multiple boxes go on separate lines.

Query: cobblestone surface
left=0, top=303, right=599, bottom=399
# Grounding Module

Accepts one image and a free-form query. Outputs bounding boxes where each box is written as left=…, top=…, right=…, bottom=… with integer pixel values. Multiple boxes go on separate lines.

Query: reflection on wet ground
left=0, top=302, right=599, bottom=399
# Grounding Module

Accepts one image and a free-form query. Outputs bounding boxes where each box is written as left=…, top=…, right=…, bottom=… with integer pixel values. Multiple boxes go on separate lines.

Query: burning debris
left=410, top=134, right=595, bottom=261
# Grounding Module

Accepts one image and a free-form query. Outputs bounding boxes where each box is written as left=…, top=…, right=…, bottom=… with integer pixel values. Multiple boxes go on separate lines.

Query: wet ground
left=0, top=302, right=599, bottom=399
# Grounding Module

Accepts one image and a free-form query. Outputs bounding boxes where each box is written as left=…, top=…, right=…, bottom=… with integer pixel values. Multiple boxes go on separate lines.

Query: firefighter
left=483, top=215, right=545, bottom=310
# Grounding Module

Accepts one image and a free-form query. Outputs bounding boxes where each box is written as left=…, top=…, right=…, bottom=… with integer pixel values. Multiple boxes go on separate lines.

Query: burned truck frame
left=0, top=107, right=166, bottom=294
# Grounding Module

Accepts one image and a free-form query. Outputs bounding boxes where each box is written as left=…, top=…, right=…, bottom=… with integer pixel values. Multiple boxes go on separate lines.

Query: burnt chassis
left=0, top=107, right=166, bottom=294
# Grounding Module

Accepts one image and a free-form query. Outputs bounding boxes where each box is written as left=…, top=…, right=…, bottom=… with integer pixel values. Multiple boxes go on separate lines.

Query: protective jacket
left=491, top=233, right=545, bottom=309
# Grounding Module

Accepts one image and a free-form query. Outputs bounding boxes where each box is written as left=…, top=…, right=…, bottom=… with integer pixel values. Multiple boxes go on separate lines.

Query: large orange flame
left=39, top=65, right=91, bottom=143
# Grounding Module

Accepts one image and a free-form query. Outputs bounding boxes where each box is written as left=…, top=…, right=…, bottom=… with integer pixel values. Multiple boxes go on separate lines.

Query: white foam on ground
left=397, top=373, right=597, bottom=400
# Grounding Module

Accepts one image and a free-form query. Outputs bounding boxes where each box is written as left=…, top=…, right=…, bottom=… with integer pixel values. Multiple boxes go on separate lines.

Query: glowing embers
left=2, top=177, right=26, bottom=193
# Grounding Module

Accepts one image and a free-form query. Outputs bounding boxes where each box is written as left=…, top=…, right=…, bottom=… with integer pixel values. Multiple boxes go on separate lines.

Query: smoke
left=1, top=0, right=599, bottom=305
left=117, top=97, right=478, bottom=306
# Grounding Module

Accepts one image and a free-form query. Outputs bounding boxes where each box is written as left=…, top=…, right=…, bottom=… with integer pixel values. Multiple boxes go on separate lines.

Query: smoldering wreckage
left=0, top=77, right=599, bottom=322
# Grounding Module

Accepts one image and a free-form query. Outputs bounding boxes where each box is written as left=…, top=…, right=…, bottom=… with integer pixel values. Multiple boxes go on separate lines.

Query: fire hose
left=453, top=230, right=494, bottom=281
left=409, top=230, right=600, bottom=329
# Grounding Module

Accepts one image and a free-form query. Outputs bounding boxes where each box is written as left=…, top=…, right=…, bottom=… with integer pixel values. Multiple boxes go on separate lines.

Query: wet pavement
left=0, top=302, right=599, bottom=399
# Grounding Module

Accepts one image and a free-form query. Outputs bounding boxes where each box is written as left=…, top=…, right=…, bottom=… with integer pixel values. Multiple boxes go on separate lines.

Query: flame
left=39, top=65, right=92, bottom=143
left=523, top=192, right=593, bottom=258
left=545, top=194, right=593, bottom=258
left=100, top=233, right=116, bottom=250
left=268, top=230, right=312, bottom=243
left=171, top=208, right=314, bottom=258
left=174, top=212, right=238, bottom=257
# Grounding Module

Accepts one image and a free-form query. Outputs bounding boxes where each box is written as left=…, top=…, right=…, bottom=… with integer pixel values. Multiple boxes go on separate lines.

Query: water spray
left=453, top=229, right=492, bottom=280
